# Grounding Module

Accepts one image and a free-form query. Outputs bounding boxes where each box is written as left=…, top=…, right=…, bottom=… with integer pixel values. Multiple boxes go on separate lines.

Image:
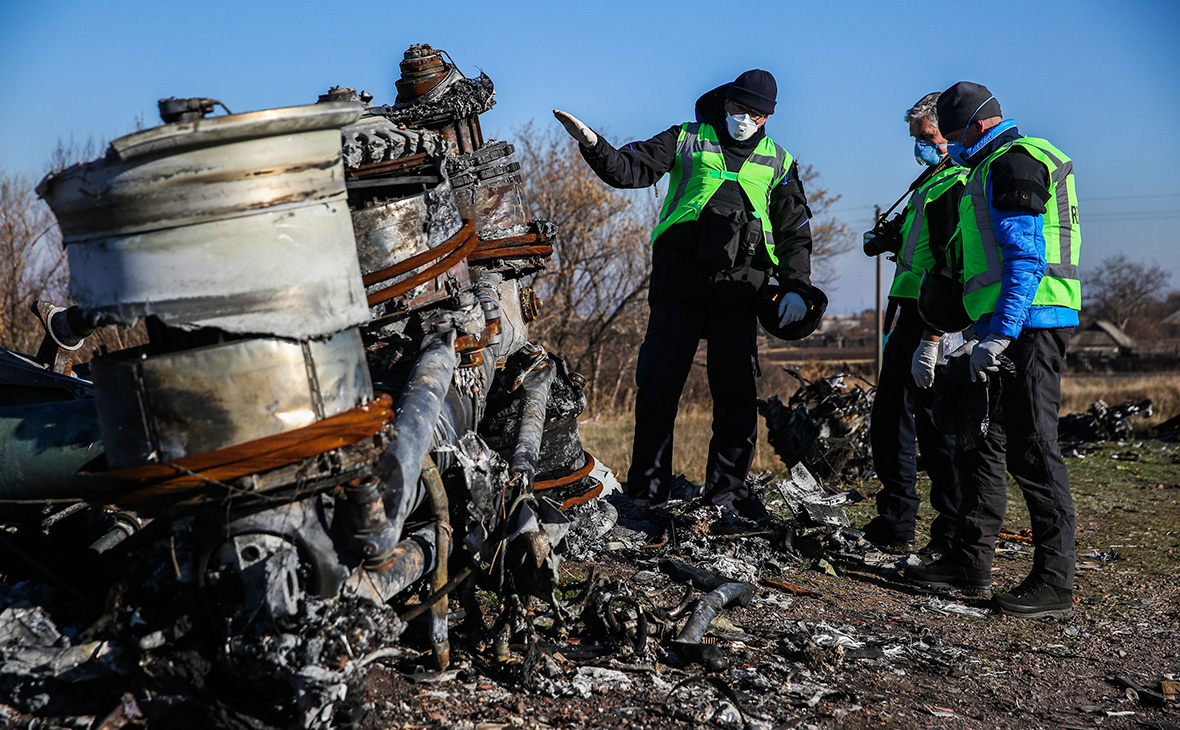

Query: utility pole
left=874, top=205, right=883, bottom=380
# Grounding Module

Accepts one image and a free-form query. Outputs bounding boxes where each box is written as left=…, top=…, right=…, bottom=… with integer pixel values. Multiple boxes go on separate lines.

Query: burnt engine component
left=0, top=44, right=613, bottom=730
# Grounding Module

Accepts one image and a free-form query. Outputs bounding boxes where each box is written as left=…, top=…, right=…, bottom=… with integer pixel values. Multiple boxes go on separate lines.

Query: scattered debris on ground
left=1059, top=398, right=1154, bottom=443
left=758, top=372, right=876, bottom=482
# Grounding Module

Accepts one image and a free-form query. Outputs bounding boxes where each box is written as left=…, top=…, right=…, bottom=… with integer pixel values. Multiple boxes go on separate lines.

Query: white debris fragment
left=915, top=596, right=989, bottom=618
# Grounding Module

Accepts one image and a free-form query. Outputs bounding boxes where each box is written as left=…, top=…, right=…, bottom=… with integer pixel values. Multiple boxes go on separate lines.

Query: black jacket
left=966, top=125, right=1051, bottom=214
left=579, top=87, right=813, bottom=306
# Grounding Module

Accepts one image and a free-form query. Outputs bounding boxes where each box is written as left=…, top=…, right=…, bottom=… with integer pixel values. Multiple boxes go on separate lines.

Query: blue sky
left=2, top=0, right=1178, bottom=315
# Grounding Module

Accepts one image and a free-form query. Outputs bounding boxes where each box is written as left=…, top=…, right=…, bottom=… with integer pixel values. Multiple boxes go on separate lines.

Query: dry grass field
left=1060, top=371, right=1180, bottom=428
left=580, top=366, right=1180, bottom=485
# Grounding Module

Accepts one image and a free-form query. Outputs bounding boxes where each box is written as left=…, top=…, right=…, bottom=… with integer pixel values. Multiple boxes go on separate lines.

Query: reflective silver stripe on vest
left=1047, top=263, right=1077, bottom=279
left=963, top=169, right=1001, bottom=295
left=1053, top=160, right=1074, bottom=268
left=1031, top=143, right=1075, bottom=271
left=963, top=144, right=1079, bottom=296
left=748, top=147, right=787, bottom=209
left=898, top=188, right=933, bottom=275
left=661, top=123, right=724, bottom=223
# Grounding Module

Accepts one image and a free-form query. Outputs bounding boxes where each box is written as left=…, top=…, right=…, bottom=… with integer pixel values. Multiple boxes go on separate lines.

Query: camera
left=862, top=214, right=904, bottom=257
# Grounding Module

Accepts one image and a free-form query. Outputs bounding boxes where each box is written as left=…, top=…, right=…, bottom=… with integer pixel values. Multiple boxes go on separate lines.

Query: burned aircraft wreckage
left=0, top=45, right=612, bottom=727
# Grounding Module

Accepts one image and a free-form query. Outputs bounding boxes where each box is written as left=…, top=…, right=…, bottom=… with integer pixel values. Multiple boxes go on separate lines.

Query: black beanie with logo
left=936, top=81, right=1002, bottom=134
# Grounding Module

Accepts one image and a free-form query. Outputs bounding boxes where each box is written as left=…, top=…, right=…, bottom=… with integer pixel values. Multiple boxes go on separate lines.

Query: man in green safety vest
left=906, top=82, right=1081, bottom=619
left=860, top=92, right=967, bottom=560
left=553, top=69, right=817, bottom=516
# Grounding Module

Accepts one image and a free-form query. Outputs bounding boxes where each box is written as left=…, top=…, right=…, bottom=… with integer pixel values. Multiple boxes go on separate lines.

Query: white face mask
left=726, top=113, right=758, bottom=141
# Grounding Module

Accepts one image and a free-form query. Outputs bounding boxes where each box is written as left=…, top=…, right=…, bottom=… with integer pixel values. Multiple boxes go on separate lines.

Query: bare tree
left=0, top=168, right=69, bottom=354
left=0, top=137, right=135, bottom=358
left=515, top=123, right=654, bottom=412
left=1083, top=253, right=1172, bottom=331
left=796, top=162, right=857, bottom=287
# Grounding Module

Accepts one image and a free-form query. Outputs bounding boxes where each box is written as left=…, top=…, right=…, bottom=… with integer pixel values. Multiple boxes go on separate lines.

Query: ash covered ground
left=351, top=442, right=1180, bottom=730
left=2, top=386, right=1178, bottom=730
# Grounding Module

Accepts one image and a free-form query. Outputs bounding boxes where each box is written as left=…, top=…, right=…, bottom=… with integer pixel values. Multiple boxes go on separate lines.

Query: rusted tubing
left=77, top=394, right=394, bottom=506
left=88, top=512, right=149, bottom=554
left=534, top=451, right=596, bottom=491
left=420, top=455, right=451, bottom=670
left=467, top=244, right=554, bottom=263
left=362, top=219, right=475, bottom=287
left=366, top=223, right=479, bottom=307
left=346, top=475, right=400, bottom=569
left=509, top=363, right=554, bottom=484
left=376, top=328, right=458, bottom=543
left=362, top=525, right=436, bottom=601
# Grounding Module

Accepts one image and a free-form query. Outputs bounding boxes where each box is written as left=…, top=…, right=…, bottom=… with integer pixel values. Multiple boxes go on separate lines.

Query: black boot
left=904, top=556, right=991, bottom=596
left=994, top=579, right=1073, bottom=618
left=861, top=518, right=916, bottom=554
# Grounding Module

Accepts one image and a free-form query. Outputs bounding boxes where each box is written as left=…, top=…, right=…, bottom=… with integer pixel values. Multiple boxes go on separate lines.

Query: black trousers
left=627, top=301, right=759, bottom=507
left=868, top=303, right=962, bottom=545
left=952, top=327, right=1075, bottom=590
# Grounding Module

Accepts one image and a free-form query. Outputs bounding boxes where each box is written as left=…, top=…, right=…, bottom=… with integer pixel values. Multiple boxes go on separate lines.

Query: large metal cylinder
left=37, top=102, right=369, bottom=340
left=351, top=183, right=467, bottom=312
left=91, top=328, right=372, bottom=469
left=447, top=141, right=530, bottom=238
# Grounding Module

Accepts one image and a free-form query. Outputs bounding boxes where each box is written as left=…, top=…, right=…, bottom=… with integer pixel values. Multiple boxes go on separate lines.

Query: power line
left=1084, top=192, right=1180, bottom=202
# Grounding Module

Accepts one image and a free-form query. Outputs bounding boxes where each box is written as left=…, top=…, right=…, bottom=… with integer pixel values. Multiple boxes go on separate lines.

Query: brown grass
left=578, top=358, right=854, bottom=485
left=581, top=368, right=1180, bottom=486
left=1060, top=372, right=1180, bottom=428
left=579, top=405, right=788, bottom=486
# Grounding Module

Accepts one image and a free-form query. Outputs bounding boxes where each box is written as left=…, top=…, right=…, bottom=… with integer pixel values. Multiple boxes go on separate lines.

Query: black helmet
left=758, top=282, right=828, bottom=341
left=918, top=271, right=971, bottom=334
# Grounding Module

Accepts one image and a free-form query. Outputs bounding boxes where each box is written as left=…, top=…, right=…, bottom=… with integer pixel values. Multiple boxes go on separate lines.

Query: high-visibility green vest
left=651, top=123, right=792, bottom=265
left=889, top=165, right=968, bottom=299
left=958, top=137, right=1081, bottom=320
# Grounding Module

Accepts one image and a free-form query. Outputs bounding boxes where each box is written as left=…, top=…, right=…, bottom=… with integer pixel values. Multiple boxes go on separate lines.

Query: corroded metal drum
left=447, top=141, right=530, bottom=238
left=351, top=183, right=467, bottom=312
left=91, top=328, right=371, bottom=469
left=37, top=102, right=369, bottom=340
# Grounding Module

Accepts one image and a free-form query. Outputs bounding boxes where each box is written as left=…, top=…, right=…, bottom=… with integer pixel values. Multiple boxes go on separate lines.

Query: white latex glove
left=553, top=110, right=598, bottom=147
left=777, top=292, right=807, bottom=326
left=969, top=334, right=1012, bottom=382
left=911, top=339, right=940, bottom=389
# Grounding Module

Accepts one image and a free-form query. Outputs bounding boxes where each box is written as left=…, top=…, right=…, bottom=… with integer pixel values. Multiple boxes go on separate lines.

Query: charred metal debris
left=1058, top=399, right=1154, bottom=445
left=758, top=371, right=876, bottom=482
left=0, top=44, right=613, bottom=729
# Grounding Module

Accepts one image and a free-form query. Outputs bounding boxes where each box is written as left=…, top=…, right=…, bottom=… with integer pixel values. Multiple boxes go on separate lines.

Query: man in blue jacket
left=905, top=82, right=1081, bottom=618
left=552, top=70, right=815, bottom=516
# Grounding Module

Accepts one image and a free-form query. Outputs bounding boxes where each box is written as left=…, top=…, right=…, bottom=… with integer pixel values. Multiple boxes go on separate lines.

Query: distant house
left=1068, top=319, right=1135, bottom=358
left=813, top=314, right=864, bottom=347
left=1162, top=309, right=1180, bottom=339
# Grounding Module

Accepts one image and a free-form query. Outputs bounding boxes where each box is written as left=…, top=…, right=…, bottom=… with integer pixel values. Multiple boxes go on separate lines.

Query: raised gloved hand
left=553, top=110, right=598, bottom=147
left=911, top=338, right=940, bottom=389
left=778, top=292, right=807, bottom=326
left=969, top=334, right=1012, bottom=382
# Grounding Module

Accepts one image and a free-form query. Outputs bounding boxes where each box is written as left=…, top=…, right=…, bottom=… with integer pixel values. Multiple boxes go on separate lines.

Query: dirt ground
left=357, top=441, right=1180, bottom=730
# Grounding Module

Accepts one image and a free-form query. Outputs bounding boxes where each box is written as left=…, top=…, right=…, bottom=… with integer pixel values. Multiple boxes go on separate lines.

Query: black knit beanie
left=936, top=81, right=1002, bottom=134
left=726, top=69, right=777, bottom=116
